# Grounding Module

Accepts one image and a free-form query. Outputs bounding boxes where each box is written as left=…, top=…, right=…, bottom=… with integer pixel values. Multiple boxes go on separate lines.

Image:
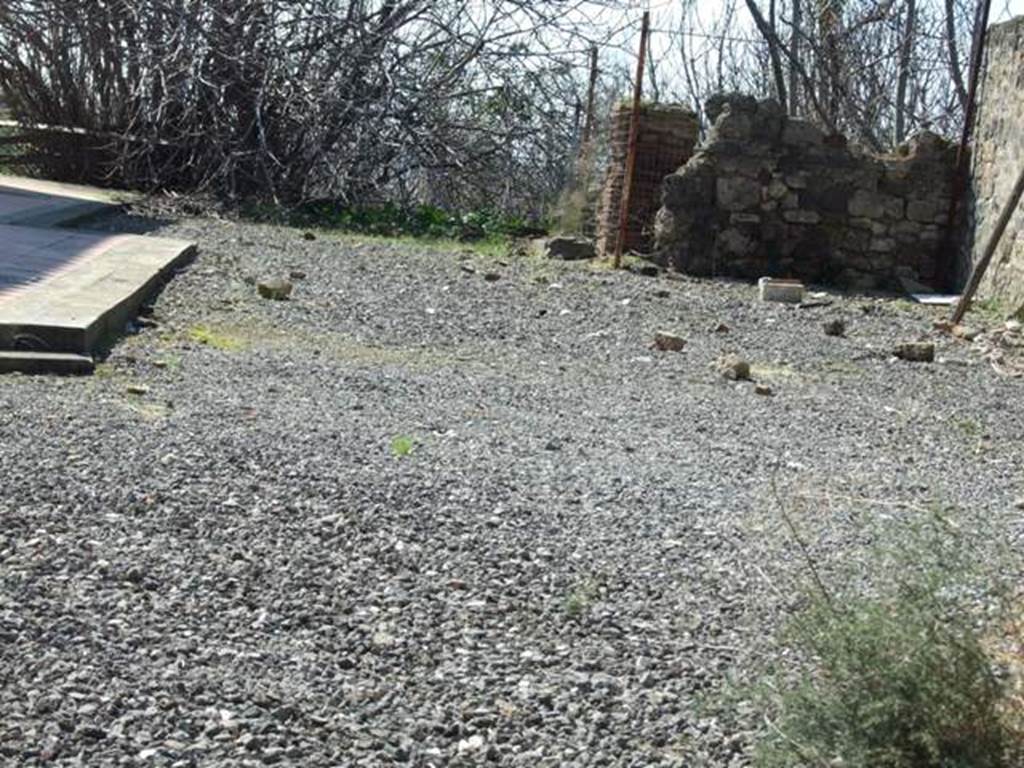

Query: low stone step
left=0, top=227, right=196, bottom=354
left=0, top=350, right=95, bottom=375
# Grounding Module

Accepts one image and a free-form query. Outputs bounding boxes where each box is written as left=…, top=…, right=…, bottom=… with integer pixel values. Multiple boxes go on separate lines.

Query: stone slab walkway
left=0, top=176, right=195, bottom=368
left=0, top=176, right=134, bottom=227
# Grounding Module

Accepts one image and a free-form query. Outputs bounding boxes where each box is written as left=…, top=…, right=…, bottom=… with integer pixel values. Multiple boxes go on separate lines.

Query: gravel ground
left=2, top=207, right=1023, bottom=767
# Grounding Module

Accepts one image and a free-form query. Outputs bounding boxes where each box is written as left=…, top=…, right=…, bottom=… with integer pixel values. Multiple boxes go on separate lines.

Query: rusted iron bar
left=951, top=162, right=1024, bottom=324
left=582, top=46, right=599, bottom=146
left=934, top=0, right=992, bottom=292
left=613, top=11, right=650, bottom=269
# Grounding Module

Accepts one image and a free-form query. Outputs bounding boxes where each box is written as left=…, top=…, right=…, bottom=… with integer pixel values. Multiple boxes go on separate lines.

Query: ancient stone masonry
left=596, top=104, right=698, bottom=256
left=654, top=95, right=957, bottom=291
left=966, top=16, right=1024, bottom=315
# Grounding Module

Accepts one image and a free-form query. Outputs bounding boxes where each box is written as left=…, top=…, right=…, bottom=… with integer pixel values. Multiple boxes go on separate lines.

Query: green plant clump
left=289, top=202, right=543, bottom=242
left=564, top=578, right=600, bottom=620
left=390, top=435, right=416, bottom=458
left=757, top=512, right=1020, bottom=768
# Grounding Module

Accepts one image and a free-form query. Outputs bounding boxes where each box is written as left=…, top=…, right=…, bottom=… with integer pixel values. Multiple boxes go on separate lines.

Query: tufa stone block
left=716, top=176, right=761, bottom=211
left=759, top=277, right=805, bottom=303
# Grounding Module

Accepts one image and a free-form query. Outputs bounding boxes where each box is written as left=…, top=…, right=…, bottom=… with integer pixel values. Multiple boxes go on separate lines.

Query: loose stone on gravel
left=717, top=354, right=751, bottom=380
left=823, top=318, right=846, bottom=337
left=951, top=324, right=982, bottom=341
left=894, top=341, right=935, bottom=362
left=653, top=331, right=687, bottom=352
left=543, top=235, right=596, bottom=261
left=631, top=264, right=661, bottom=278
left=458, top=735, right=486, bottom=754
left=257, top=277, right=294, bottom=300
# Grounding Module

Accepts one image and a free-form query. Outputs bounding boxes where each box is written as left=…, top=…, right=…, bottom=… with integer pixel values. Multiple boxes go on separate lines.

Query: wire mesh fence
left=595, top=103, right=699, bottom=256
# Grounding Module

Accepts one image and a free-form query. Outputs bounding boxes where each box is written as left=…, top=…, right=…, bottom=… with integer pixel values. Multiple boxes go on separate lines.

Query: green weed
left=955, top=417, right=982, bottom=437
left=252, top=201, right=544, bottom=244
left=187, top=324, right=244, bottom=351
left=390, top=435, right=416, bottom=458
left=564, top=579, right=599, bottom=619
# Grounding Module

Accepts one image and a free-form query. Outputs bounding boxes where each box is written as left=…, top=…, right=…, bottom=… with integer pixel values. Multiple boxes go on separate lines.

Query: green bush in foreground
left=759, top=596, right=1005, bottom=767
left=757, top=511, right=1020, bottom=768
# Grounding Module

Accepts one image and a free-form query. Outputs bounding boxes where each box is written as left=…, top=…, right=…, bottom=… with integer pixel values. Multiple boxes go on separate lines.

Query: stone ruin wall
left=965, top=16, right=1024, bottom=315
left=653, top=95, right=956, bottom=291
left=595, top=104, right=698, bottom=256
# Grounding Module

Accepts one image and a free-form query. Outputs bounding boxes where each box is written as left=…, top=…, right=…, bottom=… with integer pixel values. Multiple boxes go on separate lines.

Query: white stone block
left=758, top=277, right=805, bottom=303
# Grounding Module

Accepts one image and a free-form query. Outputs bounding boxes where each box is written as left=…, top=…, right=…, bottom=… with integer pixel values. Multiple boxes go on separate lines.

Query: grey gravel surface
left=2, top=207, right=1023, bottom=767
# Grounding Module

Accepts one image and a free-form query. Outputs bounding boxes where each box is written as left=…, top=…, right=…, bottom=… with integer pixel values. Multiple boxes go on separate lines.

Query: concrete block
left=759, top=277, right=806, bottom=303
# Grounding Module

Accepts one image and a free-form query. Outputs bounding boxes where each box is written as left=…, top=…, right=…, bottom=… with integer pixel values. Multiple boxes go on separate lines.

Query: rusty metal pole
left=951, top=162, right=1024, bottom=325
left=934, top=0, right=992, bottom=292
left=613, top=11, right=650, bottom=269
left=582, top=46, right=599, bottom=147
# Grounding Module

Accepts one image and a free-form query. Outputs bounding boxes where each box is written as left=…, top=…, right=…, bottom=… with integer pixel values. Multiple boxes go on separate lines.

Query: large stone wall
left=654, top=95, right=956, bottom=291
left=965, top=16, right=1024, bottom=314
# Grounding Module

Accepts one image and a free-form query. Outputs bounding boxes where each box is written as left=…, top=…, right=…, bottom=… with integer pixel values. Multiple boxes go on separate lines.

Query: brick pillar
left=596, top=104, right=699, bottom=256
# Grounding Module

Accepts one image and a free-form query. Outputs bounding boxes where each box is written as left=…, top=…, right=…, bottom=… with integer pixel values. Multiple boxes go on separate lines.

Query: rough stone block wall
left=596, top=104, right=698, bottom=256
left=654, top=95, right=956, bottom=291
left=965, top=16, right=1024, bottom=314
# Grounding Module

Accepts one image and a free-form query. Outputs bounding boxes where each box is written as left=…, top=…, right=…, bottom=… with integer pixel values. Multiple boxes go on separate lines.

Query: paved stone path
left=0, top=176, right=194, bottom=370
left=0, top=176, right=129, bottom=227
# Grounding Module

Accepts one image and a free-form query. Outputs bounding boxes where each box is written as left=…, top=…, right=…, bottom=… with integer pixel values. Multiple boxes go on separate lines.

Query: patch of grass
left=750, top=363, right=799, bottom=381
left=816, top=360, right=864, bottom=377
left=91, top=362, right=118, bottom=380
left=187, top=324, right=245, bottom=351
left=121, top=399, right=172, bottom=422
left=298, top=202, right=536, bottom=239
left=248, top=200, right=544, bottom=257
left=955, top=417, right=982, bottom=437
left=564, top=579, right=599, bottom=619
left=0, top=119, right=34, bottom=169
left=178, top=319, right=479, bottom=371
left=890, top=297, right=919, bottom=313
left=319, top=228, right=513, bottom=260
left=971, top=296, right=1024, bottom=322
left=755, top=508, right=1022, bottom=768
left=390, top=435, right=416, bottom=458
left=564, top=592, right=588, bottom=619
left=973, top=297, right=1011, bottom=322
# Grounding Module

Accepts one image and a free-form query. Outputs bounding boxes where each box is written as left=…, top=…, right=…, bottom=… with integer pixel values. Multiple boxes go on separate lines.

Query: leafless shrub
left=0, top=1, right=619, bottom=214
left=652, top=0, right=980, bottom=149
